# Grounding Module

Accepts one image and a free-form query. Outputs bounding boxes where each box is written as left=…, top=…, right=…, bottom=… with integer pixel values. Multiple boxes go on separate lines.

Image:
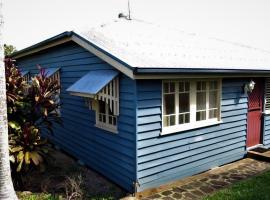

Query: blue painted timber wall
left=136, top=78, right=248, bottom=191
left=16, top=42, right=137, bottom=191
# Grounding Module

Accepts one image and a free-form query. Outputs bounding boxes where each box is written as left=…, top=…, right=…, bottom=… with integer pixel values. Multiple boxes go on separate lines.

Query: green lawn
left=203, top=170, right=270, bottom=200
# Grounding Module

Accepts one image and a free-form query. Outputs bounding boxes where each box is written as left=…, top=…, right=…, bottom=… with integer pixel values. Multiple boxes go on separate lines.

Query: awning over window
left=21, top=70, right=29, bottom=77
left=44, top=68, right=60, bottom=77
left=66, top=70, right=119, bottom=98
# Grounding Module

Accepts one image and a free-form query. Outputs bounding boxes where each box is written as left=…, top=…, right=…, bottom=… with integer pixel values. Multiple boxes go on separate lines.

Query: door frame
left=246, top=78, right=265, bottom=149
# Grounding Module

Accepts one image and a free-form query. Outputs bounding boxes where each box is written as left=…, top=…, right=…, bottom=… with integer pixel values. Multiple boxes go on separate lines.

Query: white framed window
left=91, top=77, right=119, bottom=133
left=49, top=71, right=61, bottom=115
left=22, top=73, right=30, bottom=83
left=162, top=79, right=222, bottom=135
left=265, top=78, right=270, bottom=114
left=95, top=100, right=118, bottom=133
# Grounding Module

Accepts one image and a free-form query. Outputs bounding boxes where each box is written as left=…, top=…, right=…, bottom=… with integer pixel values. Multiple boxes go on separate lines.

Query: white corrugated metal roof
left=79, top=19, right=270, bottom=70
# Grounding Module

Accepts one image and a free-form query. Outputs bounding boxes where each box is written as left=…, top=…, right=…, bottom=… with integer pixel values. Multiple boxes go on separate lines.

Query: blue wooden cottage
left=12, top=19, right=270, bottom=192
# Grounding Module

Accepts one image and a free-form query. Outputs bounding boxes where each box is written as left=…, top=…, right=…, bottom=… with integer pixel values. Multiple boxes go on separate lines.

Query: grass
left=203, top=170, right=270, bottom=200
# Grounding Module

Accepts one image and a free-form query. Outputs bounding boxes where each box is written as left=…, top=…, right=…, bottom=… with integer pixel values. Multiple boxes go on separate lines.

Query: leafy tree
left=5, top=59, right=62, bottom=189
left=4, top=44, right=17, bottom=57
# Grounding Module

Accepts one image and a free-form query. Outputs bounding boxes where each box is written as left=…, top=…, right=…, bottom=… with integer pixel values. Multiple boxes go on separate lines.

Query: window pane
left=197, top=81, right=206, bottom=90
left=164, top=82, right=175, bottom=93
left=164, top=94, right=175, bottom=114
left=163, top=116, right=169, bottom=127
left=185, top=82, right=190, bottom=92
left=163, top=115, right=176, bottom=127
left=113, top=117, right=116, bottom=125
left=179, top=82, right=184, bottom=92
left=179, top=113, right=190, bottom=124
left=196, top=111, right=206, bottom=121
left=170, top=82, right=175, bottom=92
left=179, top=93, right=190, bottom=113
left=179, top=82, right=190, bottom=92
left=196, top=92, right=206, bottom=110
left=209, top=91, right=218, bottom=109
left=210, top=81, right=218, bottom=90
left=164, top=82, right=169, bottom=93
left=109, top=116, right=112, bottom=124
left=99, top=101, right=106, bottom=114
left=209, top=109, right=218, bottom=119
left=170, top=115, right=175, bottom=126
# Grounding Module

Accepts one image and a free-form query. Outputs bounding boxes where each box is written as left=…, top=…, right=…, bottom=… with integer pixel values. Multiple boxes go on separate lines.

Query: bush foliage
left=5, top=59, right=62, bottom=188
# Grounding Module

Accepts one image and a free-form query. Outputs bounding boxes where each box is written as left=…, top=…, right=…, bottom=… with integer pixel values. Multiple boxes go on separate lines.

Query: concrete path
left=138, top=158, right=270, bottom=200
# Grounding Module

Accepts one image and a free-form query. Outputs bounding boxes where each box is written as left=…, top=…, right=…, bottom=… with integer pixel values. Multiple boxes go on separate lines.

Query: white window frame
left=161, top=79, right=222, bottom=135
left=49, top=71, right=61, bottom=115
left=90, top=77, right=119, bottom=133
left=264, top=78, right=270, bottom=115
left=95, top=100, right=118, bottom=134
left=22, top=73, right=30, bottom=83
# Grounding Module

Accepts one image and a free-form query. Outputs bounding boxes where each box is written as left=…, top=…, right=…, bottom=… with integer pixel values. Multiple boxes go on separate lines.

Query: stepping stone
left=200, top=186, right=215, bottom=193
left=184, top=192, right=198, bottom=199
left=172, top=187, right=185, bottom=193
left=172, top=193, right=182, bottom=199
left=148, top=194, right=162, bottom=199
left=210, top=180, right=228, bottom=186
left=162, top=190, right=172, bottom=196
left=162, top=197, right=174, bottom=200
left=192, top=190, right=205, bottom=196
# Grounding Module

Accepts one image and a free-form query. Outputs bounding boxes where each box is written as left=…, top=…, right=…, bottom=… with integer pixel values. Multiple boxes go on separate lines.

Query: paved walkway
left=139, top=158, right=270, bottom=200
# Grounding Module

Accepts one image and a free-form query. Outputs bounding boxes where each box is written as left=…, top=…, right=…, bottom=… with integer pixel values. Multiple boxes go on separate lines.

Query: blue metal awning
left=21, top=70, right=29, bottom=76
left=44, top=68, right=60, bottom=77
left=66, top=70, right=119, bottom=97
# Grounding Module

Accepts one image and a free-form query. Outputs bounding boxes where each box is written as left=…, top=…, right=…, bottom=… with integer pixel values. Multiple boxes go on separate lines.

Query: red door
left=247, top=79, right=264, bottom=147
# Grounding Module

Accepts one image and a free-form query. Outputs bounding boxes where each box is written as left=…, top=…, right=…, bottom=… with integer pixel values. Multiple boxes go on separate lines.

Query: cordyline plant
left=5, top=58, right=62, bottom=189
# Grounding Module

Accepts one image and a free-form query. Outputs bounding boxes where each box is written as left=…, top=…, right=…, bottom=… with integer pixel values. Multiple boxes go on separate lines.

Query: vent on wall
left=265, top=78, right=270, bottom=114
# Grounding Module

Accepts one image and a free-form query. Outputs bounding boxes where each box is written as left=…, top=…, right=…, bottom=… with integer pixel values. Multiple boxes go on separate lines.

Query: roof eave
left=133, top=67, right=270, bottom=79
left=11, top=31, right=74, bottom=59
left=10, top=31, right=135, bottom=79
left=134, top=67, right=270, bottom=74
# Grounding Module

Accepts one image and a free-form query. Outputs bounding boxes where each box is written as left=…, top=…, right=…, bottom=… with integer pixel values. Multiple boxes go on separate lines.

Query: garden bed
left=16, top=148, right=128, bottom=200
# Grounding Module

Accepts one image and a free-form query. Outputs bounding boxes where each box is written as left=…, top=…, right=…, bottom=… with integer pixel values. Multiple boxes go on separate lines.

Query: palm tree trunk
left=0, top=1, right=18, bottom=199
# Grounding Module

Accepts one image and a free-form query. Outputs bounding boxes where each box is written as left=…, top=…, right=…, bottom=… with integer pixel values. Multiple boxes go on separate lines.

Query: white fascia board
left=133, top=73, right=270, bottom=79
left=12, top=38, right=72, bottom=59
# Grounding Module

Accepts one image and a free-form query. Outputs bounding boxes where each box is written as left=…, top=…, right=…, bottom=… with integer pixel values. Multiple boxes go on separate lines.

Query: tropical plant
left=4, top=44, right=17, bottom=57
left=5, top=59, right=62, bottom=189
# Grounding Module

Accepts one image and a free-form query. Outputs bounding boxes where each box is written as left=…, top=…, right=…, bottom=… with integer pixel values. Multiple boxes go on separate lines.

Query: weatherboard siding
left=16, top=42, right=136, bottom=191
left=136, top=79, right=247, bottom=191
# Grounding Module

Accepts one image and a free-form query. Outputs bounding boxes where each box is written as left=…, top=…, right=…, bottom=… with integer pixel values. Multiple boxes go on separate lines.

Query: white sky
left=3, top=0, right=270, bottom=51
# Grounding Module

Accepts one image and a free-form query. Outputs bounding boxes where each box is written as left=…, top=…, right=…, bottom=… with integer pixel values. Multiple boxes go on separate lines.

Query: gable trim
left=12, top=31, right=135, bottom=79
left=71, top=34, right=134, bottom=79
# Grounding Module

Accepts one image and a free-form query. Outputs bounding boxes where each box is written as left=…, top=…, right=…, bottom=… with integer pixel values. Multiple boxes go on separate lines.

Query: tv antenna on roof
left=128, top=0, right=131, bottom=20
left=118, top=0, right=132, bottom=20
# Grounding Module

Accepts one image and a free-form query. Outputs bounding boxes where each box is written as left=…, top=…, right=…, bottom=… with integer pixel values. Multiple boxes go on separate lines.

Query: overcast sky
left=3, top=0, right=270, bottom=51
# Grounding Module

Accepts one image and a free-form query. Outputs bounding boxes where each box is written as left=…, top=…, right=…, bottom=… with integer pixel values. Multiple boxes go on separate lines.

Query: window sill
left=161, top=119, right=222, bottom=135
left=95, top=124, right=118, bottom=134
